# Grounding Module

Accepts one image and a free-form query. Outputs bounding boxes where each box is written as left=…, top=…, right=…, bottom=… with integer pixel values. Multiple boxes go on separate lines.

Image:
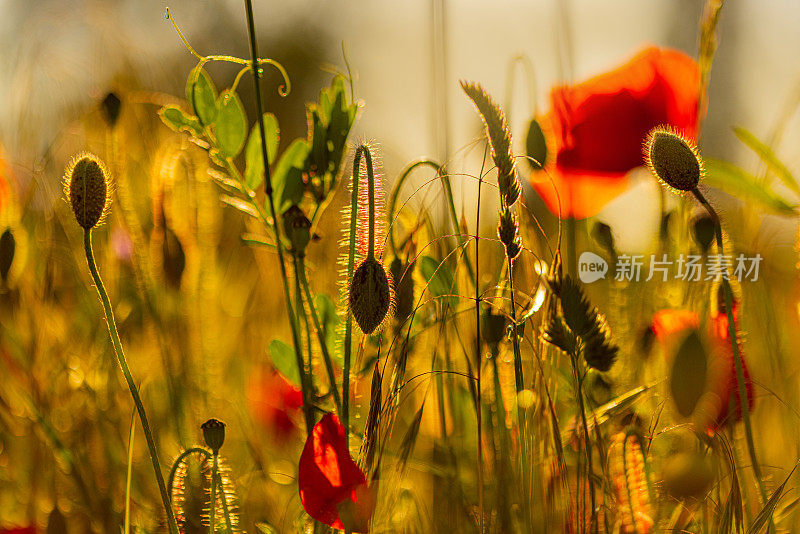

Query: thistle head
left=644, top=127, right=703, bottom=193
left=64, top=153, right=111, bottom=229
left=348, top=257, right=394, bottom=335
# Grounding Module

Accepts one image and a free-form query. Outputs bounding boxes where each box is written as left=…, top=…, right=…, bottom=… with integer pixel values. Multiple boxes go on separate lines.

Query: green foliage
left=215, top=90, right=248, bottom=158
left=244, top=113, right=280, bottom=190
left=704, top=158, right=796, bottom=215
left=159, top=105, right=204, bottom=137
left=187, top=66, right=218, bottom=126
left=268, top=339, right=300, bottom=386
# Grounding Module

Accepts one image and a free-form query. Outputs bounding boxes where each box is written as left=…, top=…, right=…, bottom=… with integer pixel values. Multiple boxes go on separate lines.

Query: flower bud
left=64, top=154, right=111, bottom=229
left=0, top=228, right=14, bottom=283
left=348, top=257, right=393, bottom=334
left=644, top=127, right=702, bottom=193
left=201, top=418, right=226, bottom=453
left=282, top=205, right=311, bottom=255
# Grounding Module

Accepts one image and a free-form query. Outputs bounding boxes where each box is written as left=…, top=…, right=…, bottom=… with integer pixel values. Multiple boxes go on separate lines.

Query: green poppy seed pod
left=692, top=214, right=715, bottom=252
left=282, top=205, right=311, bottom=255
left=349, top=257, right=393, bottom=334
left=0, top=228, right=14, bottom=283
left=497, top=209, right=522, bottom=260
left=201, top=418, right=226, bottom=453
left=64, top=154, right=110, bottom=229
left=644, top=128, right=702, bottom=193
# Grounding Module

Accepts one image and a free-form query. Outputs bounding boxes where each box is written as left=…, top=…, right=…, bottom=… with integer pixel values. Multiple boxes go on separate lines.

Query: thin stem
left=168, top=447, right=211, bottom=494
left=572, top=353, right=596, bottom=534
left=216, top=472, right=235, bottom=532
left=365, top=148, right=376, bottom=260
left=474, top=152, right=485, bottom=534
left=298, top=257, right=343, bottom=416
left=691, top=189, right=769, bottom=508
left=208, top=451, right=218, bottom=534
left=83, top=230, right=179, bottom=534
left=243, top=0, right=312, bottom=434
left=293, top=255, right=315, bottom=419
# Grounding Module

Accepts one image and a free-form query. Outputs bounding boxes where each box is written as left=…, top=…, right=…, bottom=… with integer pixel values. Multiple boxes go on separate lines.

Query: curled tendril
left=166, top=8, right=291, bottom=97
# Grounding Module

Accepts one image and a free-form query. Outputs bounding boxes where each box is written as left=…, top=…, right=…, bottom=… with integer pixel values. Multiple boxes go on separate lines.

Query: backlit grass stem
left=83, top=229, right=180, bottom=534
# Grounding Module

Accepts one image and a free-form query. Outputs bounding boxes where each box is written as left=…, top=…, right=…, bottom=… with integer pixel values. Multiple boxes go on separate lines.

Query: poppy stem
left=565, top=216, right=578, bottom=277
left=242, top=0, right=311, bottom=436
left=208, top=451, right=218, bottom=534
left=691, top=188, right=770, bottom=510
left=83, top=230, right=180, bottom=534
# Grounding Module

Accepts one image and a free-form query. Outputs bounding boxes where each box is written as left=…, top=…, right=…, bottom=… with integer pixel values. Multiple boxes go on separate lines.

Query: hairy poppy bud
left=201, top=418, right=226, bottom=453
left=644, top=127, right=702, bottom=193
left=282, top=205, right=311, bottom=255
left=349, top=257, right=393, bottom=334
left=64, top=154, right=111, bottom=229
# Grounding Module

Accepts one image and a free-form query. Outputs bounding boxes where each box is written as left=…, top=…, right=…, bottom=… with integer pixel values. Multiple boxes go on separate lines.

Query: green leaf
left=186, top=66, right=218, bottom=126
left=419, top=255, right=458, bottom=307
left=704, top=158, right=797, bottom=215
left=215, top=90, right=248, bottom=158
left=268, top=339, right=300, bottom=386
left=158, top=105, right=203, bottom=137
left=272, top=138, right=309, bottom=211
left=669, top=330, right=707, bottom=418
left=244, top=113, right=280, bottom=190
left=734, top=126, right=800, bottom=196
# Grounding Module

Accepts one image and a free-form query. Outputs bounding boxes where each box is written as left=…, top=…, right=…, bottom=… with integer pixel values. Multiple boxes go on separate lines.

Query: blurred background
left=4, top=0, right=800, bottom=532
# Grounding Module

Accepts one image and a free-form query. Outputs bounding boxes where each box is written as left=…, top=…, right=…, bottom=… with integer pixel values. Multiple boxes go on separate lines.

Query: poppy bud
left=348, top=257, right=393, bottom=334
left=282, top=205, right=311, bottom=255
left=644, top=127, right=702, bottom=193
left=0, top=228, right=14, bottom=283
left=389, top=256, right=414, bottom=324
left=482, top=307, right=507, bottom=349
left=64, top=154, right=111, bottom=229
left=201, top=418, right=226, bottom=453
left=101, top=92, right=122, bottom=128
left=692, top=214, right=715, bottom=252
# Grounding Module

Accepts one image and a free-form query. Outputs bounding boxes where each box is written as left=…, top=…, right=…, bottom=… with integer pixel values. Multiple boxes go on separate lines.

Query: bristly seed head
left=644, top=127, right=703, bottom=193
left=348, top=257, right=394, bottom=335
left=64, top=153, right=111, bottom=229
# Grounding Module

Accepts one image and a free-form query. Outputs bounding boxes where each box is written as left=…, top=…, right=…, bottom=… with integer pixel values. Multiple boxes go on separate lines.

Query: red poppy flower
left=299, top=413, right=376, bottom=532
left=0, top=528, right=37, bottom=533
left=246, top=367, right=304, bottom=441
left=530, top=46, right=701, bottom=219
left=0, top=150, right=10, bottom=214
left=651, top=308, right=754, bottom=431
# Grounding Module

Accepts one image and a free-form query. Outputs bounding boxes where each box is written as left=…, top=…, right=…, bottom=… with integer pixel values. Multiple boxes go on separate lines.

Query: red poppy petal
left=299, top=413, right=368, bottom=529
left=650, top=309, right=700, bottom=341
left=0, top=528, right=38, bottom=534
left=530, top=46, right=701, bottom=219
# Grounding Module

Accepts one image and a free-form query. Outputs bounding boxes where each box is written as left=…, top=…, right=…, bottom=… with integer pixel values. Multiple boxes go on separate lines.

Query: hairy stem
left=83, top=230, right=179, bottom=534
left=208, top=451, right=218, bottom=534
left=691, top=189, right=769, bottom=508
left=298, top=257, right=343, bottom=416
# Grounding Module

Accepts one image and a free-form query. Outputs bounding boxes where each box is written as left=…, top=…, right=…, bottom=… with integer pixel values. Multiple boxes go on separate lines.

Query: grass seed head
left=644, top=127, right=702, bottom=193
left=349, top=257, right=393, bottom=335
left=64, top=153, right=111, bottom=229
